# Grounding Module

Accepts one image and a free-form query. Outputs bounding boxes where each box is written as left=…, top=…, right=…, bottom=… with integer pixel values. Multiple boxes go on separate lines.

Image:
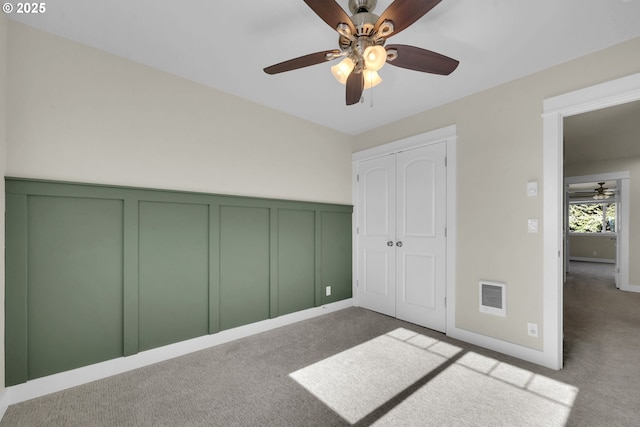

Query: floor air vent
left=479, top=281, right=506, bottom=316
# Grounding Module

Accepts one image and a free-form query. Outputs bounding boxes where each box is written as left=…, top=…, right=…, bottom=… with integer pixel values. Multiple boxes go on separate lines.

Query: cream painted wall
left=569, top=235, right=616, bottom=261
left=5, top=15, right=640, bottom=364
left=354, top=37, right=640, bottom=350
left=565, top=156, right=640, bottom=285
left=6, top=22, right=353, bottom=205
left=1, top=12, right=8, bottom=396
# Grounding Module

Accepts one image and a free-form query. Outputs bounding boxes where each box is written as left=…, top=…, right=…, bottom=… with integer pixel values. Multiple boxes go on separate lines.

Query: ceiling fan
left=263, top=0, right=460, bottom=106
left=569, top=182, right=616, bottom=200
left=592, top=182, right=615, bottom=200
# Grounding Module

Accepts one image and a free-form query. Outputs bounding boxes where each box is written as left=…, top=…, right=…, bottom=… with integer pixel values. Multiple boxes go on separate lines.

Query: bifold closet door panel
left=356, top=154, right=396, bottom=317
left=26, top=196, right=125, bottom=380
left=395, top=142, right=447, bottom=331
left=138, top=201, right=210, bottom=352
left=277, top=209, right=316, bottom=315
left=219, top=205, right=271, bottom=330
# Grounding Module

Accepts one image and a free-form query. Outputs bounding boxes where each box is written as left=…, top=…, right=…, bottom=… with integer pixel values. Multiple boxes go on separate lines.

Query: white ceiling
left=8, top=0, right=640, bottom=135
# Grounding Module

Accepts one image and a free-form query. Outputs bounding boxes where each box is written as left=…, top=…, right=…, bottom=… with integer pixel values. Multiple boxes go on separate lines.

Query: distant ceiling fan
left=263, top=0, right=460, bottom=105
left=568, top=182, right=616, bottom=200
left=592, top=182, right=615, bottom=200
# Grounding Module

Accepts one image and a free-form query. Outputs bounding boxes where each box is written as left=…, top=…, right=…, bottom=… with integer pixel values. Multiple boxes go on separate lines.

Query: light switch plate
left=528, top=219, right=538, bottom=233
left=527, top=181, right=538, bottom=197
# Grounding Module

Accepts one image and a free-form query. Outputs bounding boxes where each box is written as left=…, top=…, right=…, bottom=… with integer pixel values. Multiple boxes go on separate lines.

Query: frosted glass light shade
left=331, top=58, right=355, bottom=85
left=363, top=45, right=387, bottom=71
left=363, top=70, right=382, bottom=88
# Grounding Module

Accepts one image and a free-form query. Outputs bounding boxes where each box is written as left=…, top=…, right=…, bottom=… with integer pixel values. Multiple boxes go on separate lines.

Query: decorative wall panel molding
left=5, top=178, right=352, bottom=386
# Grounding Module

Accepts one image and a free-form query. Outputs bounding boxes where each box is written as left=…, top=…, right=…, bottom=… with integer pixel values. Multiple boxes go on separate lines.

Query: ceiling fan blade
left=304, top=0, right=356, bottom=35
left=375, top=0, right=442, bottom=37
left=386, top=44, right=459, bottom=75
left=264, top=50, right=340, bottom=75
left=346, top=71, right=364, bottom=106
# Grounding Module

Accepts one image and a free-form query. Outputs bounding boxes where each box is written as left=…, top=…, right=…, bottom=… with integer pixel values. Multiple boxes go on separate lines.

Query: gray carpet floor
left=2, top=261, right=639, bottom=426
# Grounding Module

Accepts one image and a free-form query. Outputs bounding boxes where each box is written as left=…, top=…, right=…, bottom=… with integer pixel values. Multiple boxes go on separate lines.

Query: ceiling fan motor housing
left=348, top=0, right=377, bottom=14
left=339, top=2, right=385, bottom=57
left=351, top=12, right=379, bottom=37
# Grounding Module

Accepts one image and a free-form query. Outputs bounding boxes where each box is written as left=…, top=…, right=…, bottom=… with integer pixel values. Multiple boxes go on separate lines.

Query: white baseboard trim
left=0, top=389, right=10, bottom=421
left=621, top=284, right=640, bottom=293
left=569, top=257, right=615, bottom=264
left=447, top=326, right=557, bottom=370
left=5, top=299, right=354, bottom=406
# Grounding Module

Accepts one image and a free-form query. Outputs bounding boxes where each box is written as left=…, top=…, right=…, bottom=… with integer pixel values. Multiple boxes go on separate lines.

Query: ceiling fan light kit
left=363, top=45, right=387, bottom=71
left=264, top=0, right=460, bottom=106
left=593, top=182, right=614, bottom=200
left=331, top=57, right=356, bottom=84
left=569, top=182, right=616, bottom=200
left=363, top=69, right=383, bottom=88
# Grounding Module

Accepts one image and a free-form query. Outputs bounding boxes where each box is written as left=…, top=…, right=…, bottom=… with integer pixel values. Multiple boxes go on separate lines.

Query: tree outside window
left=569, top=203, right=616, bottom=233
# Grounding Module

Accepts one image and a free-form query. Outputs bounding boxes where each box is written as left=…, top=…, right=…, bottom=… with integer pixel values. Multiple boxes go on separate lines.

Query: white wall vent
left=479, top=280, right=506, bottom=317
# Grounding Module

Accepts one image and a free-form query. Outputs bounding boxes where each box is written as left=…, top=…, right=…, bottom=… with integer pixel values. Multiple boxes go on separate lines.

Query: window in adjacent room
left=568, top=202, right=616, bottom=233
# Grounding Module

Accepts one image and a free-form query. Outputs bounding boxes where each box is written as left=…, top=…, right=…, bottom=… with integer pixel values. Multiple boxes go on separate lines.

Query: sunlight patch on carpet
left=373, top=360, right=578, bottom=426
left=289, top=328, right=458, bottom=424
left=290, top=328, right=579, bottom=426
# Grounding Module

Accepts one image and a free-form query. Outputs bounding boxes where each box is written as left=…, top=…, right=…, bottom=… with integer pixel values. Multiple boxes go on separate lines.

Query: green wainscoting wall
left=4, top=178, right=353, bottom=386
left=277, top=209, right=316, bottom=316
left=138, top=201, right=210, bottom=351
left=321, top=212, right=353, bottom=304
left=26, top=196, right=125, bottom=380
left=219, top=206, right=271, bottom=330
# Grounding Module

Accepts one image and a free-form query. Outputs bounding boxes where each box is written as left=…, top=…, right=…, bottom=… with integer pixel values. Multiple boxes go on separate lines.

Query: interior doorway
left=564, top=173, right=630, bottom=290
left=542, top=72, right=640, bottom=370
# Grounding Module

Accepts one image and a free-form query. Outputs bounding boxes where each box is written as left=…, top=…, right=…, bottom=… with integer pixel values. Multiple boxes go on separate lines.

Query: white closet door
left=357, top=154, right=396, bottom=317
left=356, top=142, right=447, bottom=332
left=395, top=143, right=447, bottom=331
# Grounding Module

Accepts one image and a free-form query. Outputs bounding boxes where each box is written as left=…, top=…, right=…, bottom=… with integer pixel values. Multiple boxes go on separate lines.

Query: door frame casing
left=543, top=72, right=640, bottom=370
left=352, top=125, right=457, bottom=333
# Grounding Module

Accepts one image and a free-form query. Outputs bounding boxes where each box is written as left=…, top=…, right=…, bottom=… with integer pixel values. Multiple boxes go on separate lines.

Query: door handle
left=396, top=241, right=403, bottom=247
left=387, top=241, right=394, bottom=247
